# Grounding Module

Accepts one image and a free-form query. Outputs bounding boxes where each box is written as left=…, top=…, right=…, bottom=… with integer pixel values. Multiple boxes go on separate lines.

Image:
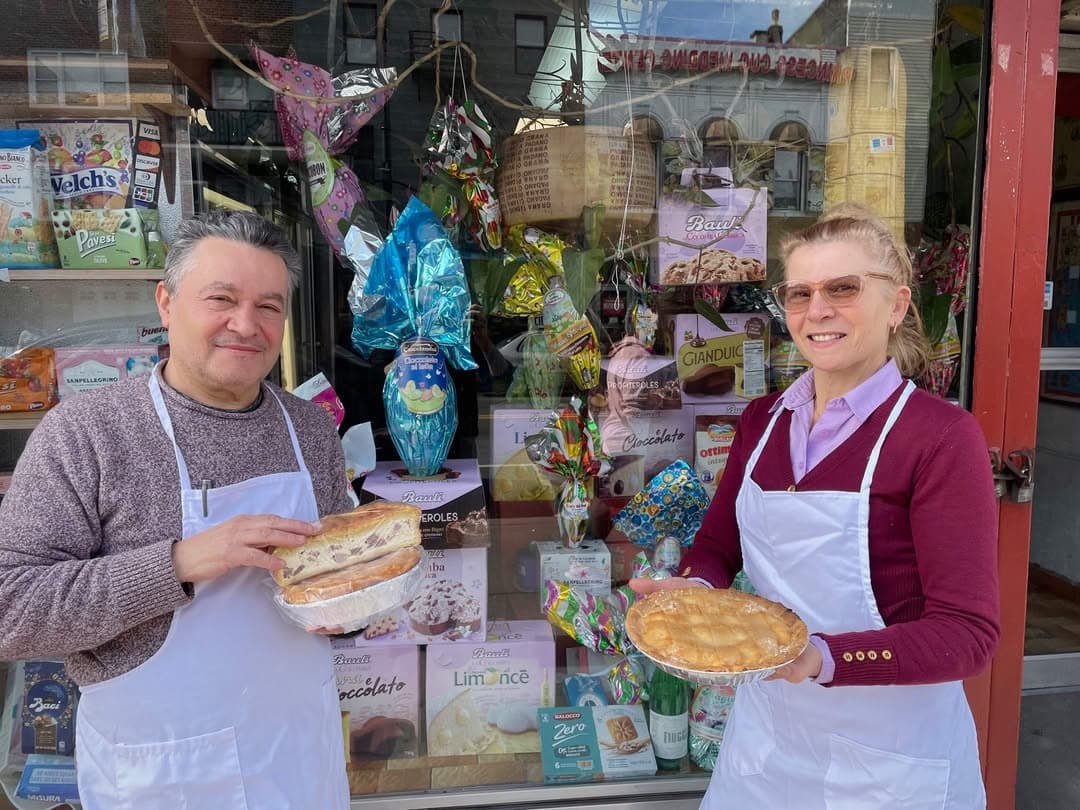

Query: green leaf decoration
left=947, top=5, right=985, bottom=36
left=468, top=256, right=523, bottom=316
left=683, top=184, right=719, bottom=207
left=693, top=297, right=734, bottom=332
left=582, top=204, right=605, bottom=250
left=919, top=283, right=951, bottom=348
left=932, top=45, right=956, bottom=106
left=950, top=39, right=983, bottom=70
left=948, top=107, right=977, bottom=140
left=359, top=182, right=394, bottom=203
left=562, top=247, right=604, bottom=315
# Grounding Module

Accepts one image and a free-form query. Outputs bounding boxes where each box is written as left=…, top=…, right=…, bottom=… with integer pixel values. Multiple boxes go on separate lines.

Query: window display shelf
left=4, top=268, right=164, bottom=281
left=0, top=412, right=45, bottom=431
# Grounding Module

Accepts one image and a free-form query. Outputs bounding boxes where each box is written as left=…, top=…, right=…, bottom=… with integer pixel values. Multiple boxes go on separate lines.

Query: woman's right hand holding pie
left=628, top=576, right=707, bottom=597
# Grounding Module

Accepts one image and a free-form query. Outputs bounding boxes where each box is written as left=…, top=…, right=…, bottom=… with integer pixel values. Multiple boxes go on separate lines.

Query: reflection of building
left=573, top=1, right=930, bottom=240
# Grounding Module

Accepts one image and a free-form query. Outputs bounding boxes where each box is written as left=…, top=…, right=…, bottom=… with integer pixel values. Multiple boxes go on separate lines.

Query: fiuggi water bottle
left=648, top=667, right=689, bottom=770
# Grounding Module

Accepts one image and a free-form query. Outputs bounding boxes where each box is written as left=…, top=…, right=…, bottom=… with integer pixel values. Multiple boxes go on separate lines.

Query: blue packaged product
left=352, top=197, right=476, bottom=476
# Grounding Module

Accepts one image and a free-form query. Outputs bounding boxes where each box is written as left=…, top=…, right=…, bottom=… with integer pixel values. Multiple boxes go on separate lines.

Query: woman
left=632, top=205, right=1000, bottom=809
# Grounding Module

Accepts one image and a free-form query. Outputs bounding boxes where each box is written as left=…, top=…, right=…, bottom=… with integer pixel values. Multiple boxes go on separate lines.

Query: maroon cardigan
left=680, top=384, right=1001, bottom=687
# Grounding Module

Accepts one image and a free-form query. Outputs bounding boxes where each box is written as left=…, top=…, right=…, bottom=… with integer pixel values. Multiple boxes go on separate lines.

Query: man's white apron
left=702, top=381, right=985, bottom=810
left=74, top=371, right=348, bottom=809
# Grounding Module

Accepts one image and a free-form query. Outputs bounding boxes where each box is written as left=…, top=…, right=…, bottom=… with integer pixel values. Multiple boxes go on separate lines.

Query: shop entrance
left=1022, top=69, right=1080, bottom=697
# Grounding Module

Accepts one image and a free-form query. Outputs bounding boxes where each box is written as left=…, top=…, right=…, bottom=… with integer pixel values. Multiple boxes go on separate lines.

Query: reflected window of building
left=28, top=50, right=129, bottom=110
left=515, top=16, right=546, bottom=76
left=869, top=47, right=896, bottom=109
left=433, top=9, right=462, bottom=42
left=771, top=121, right=810, bottom=212
left=345, top=3, right=378, bottom=65
left=701, top=117, right=740, bottom=167
left=625, top=116, right=664, bottom=142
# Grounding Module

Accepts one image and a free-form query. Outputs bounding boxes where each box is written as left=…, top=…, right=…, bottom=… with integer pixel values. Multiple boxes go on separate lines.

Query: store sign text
left=599, top=48, right=854, bottom=84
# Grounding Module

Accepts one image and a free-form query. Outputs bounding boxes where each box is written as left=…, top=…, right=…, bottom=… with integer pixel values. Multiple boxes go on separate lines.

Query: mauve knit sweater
left=0, top=370, right=352, bottom=686
left=679, top=383, right=1001, bottom=687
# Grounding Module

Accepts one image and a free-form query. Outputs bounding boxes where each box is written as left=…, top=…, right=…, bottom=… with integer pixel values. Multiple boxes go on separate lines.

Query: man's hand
left=767, top=641, right=823, bottom=684
left=171, top=514, right=319, bottom=584
left=628, top=576, right=707, bottom=596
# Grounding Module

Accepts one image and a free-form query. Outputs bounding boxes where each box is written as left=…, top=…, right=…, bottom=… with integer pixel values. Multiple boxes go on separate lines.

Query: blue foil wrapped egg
left=383, top=338, right=457, bottom=477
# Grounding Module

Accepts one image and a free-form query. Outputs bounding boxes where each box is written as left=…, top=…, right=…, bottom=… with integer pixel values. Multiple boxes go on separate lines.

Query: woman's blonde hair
left=779, top=202, right=930, bottom=380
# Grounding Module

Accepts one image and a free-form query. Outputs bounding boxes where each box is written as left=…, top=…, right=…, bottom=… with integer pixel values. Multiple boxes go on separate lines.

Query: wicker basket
left=496, top=126, right=657, bottom=232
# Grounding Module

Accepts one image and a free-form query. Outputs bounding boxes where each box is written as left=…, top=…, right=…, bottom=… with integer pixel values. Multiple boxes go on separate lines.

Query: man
left=0, top=210, right=352, bottom=808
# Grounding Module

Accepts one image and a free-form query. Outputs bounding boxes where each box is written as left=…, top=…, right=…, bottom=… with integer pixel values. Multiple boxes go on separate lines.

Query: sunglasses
left=770, top=272, right=896, bottom=313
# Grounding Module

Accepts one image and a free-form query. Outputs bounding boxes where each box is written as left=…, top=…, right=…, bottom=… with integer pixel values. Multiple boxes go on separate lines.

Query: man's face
left=155, top=237, right=290, bottom=407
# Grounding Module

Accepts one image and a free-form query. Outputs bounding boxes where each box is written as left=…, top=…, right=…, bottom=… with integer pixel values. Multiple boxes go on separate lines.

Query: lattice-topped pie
left=627, top=588, right=808, bottom=673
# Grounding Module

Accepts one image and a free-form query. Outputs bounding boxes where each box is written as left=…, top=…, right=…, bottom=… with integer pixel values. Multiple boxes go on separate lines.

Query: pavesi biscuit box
left=656, top=167, right=767, bottom=287
left=0, top=130, right=59, bottom=268
left=425, top=620, right=554, bottom=756
left=351, top=547, right=488, bottom=644
left=19, top=661, right=78, bottom=758
left=51, top=207, right=154, bottom=269
left=693, top=402, right=748, bottom=497
left=330, top=641, right=420, bottom=761
left=535, top=539, right=611, bottom=609
left=488, top=407, right=561, bottom=502
left=54, top=345, right=160, bottom=400
left=538, top=704, right=656, bottom=783
left=670, top=313, right=770, bottom=404
left=360, top=459, right=487, bottom=548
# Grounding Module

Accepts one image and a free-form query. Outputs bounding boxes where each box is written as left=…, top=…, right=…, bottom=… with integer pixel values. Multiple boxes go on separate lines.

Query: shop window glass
left=0, top=1, right=991, bottom=807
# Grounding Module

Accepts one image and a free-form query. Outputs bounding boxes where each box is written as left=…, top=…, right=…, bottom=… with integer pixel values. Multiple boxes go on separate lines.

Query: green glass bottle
left=648, top=666, right=689, bottom=770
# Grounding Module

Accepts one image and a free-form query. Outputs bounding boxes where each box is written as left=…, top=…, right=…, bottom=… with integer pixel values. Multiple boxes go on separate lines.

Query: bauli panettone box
left=331, top=640, right=420, bottom=761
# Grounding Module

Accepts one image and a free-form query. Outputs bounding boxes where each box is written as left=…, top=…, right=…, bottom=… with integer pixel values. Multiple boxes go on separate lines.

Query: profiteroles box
left=331, top=641, right=420, bottom=761
left=425, top=620, right=555, bottom=756
left=360, top=459, right=488, bottom=548
left=538, top=704, right=657, bottom=783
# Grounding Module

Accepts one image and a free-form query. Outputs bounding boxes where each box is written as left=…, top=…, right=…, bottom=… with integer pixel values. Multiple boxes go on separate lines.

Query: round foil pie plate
left=273, top=551, right=427, bottom=634
left=633, top=643, right=809, bottom=687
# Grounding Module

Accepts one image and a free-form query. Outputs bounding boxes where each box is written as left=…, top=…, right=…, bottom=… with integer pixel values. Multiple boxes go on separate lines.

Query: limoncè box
left=538, top=704, right=656, bottom=783
left=425, top=620, right=555, bottom=757
left=330, top=641, right=420, bottom=761
left=360, top=458, right=488, bottom=548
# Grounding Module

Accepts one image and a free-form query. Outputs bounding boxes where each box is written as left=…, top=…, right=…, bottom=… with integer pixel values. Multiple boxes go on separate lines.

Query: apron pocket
left=824, top=734, right=949, bottom=810
left=113, top=726, right=249, bottom=809
left=719, top=683, right=776, bottom=777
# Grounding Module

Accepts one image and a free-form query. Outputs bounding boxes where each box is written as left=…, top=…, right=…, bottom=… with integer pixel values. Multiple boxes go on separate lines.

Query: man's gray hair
left=163, top=209, right=302, bottom=296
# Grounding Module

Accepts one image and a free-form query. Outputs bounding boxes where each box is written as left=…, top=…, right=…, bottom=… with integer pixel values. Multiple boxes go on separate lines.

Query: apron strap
left=148, top=365, right=194, bottom=492
left=265, top=386, right=310, bottom=476
left=744, top=405, right=785, bottom=479
left=859, top=380, right=917, bottom=493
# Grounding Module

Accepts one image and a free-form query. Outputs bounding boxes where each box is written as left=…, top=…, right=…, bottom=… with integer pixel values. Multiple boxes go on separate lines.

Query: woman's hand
left=628, top=576, right=706, bottom=596
left=767, top=641, right=823, bottom=684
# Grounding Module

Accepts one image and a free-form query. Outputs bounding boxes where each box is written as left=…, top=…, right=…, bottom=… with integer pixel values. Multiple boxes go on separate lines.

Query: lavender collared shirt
left=766, top=358, right=903, bottom=683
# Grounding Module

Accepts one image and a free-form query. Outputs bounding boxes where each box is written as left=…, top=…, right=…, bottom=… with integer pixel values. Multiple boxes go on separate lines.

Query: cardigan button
left=868, top=651, right=878, bottom=661
left=787, top=484, right=797, bottom=492
left=882, top=650, right=893, bottom=661
left=855, top=651, right=865, bottom=662
left=842, top=652, right=854, bottom=663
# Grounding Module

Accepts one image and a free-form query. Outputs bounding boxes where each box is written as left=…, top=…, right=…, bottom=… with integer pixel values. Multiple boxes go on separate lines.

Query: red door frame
left=968, top=0, right=1059, bottom=807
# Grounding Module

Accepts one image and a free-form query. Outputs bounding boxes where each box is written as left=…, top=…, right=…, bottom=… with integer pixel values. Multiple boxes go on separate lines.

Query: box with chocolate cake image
left=671, top=313, right=770, bottom=404
left=360, top=459, right=487, bottom=548
left=331, top=641, right=420, bottom=761
left=425, top=620, right=555, bottom=756
left=348, top=546, right=488, bottom=644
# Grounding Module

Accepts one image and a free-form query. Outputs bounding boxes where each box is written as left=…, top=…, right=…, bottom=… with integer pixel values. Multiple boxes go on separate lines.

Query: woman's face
left=784, top=239, right=911, bottom=390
